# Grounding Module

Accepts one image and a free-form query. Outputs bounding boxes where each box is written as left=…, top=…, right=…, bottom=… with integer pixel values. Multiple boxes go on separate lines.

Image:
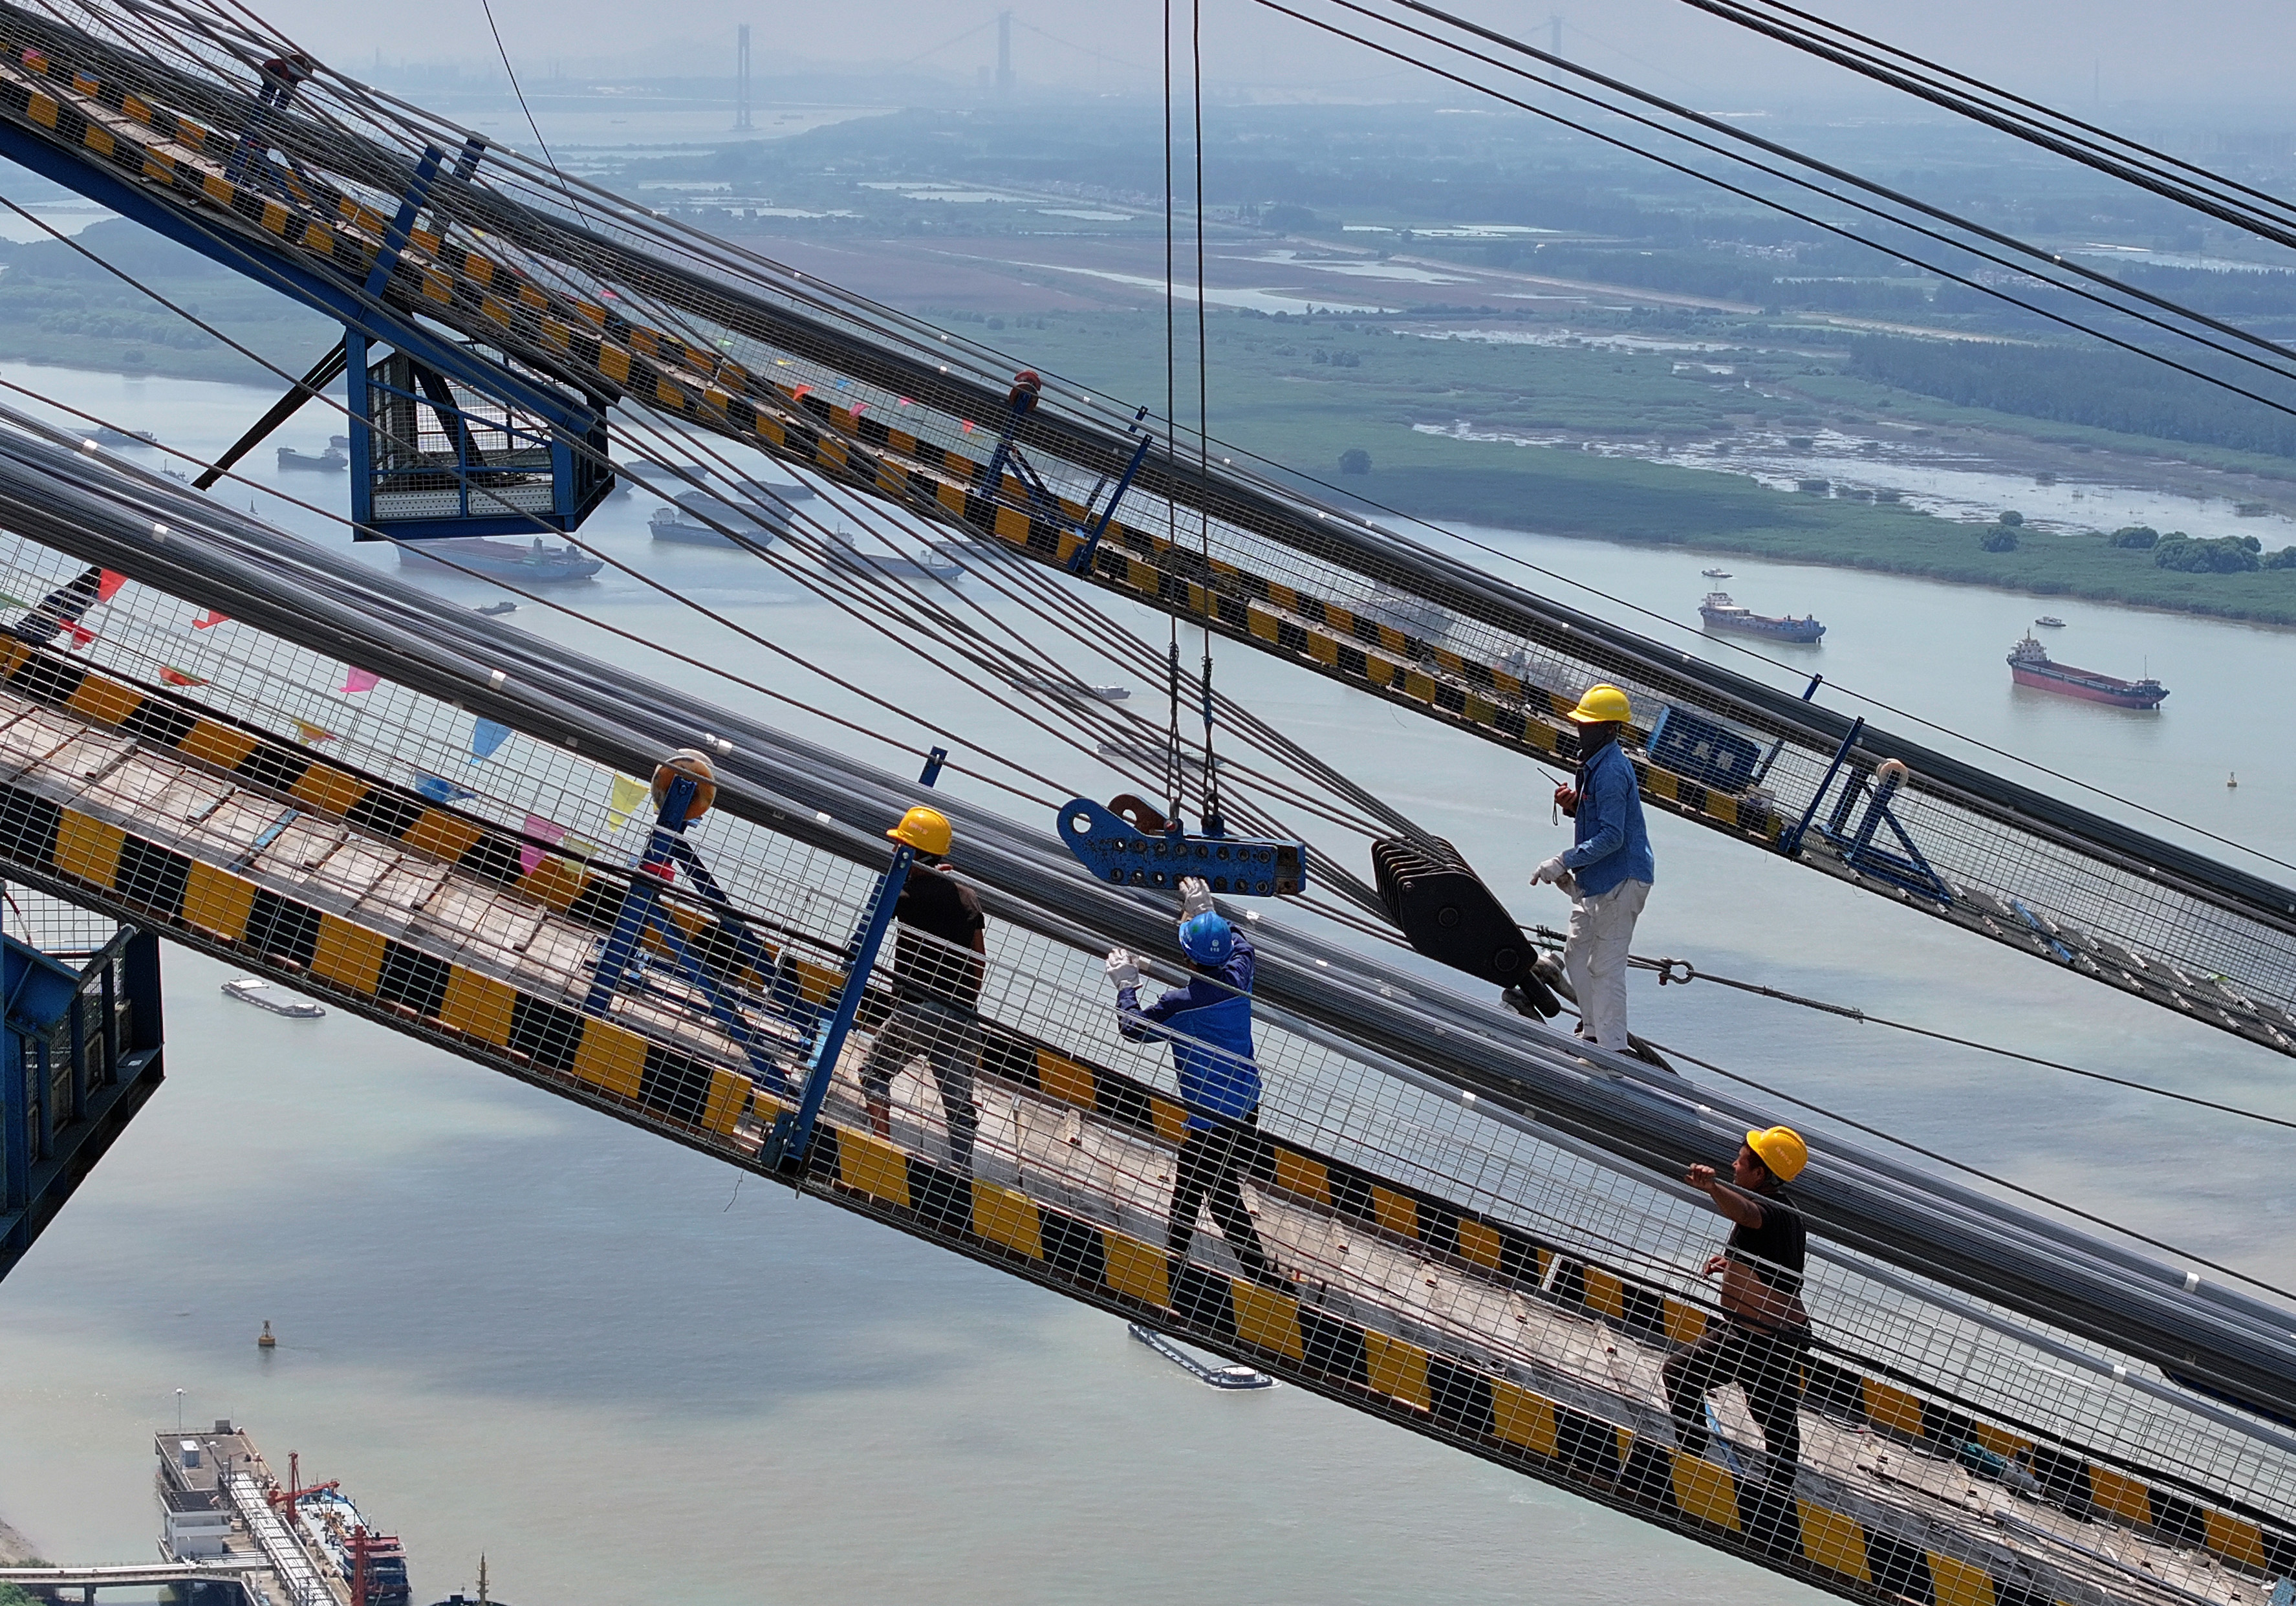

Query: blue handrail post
left=759, top=845, right=915, bottom=1174
left=761, top=756, right=949, bottom=1174
left=1780, top=716, right=1865, bottom=858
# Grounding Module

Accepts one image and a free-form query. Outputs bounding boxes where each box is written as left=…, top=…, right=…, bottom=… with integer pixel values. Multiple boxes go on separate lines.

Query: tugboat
left=2008, top=632, right=2167, bottom=708
left=1698, top=591, right=1825, bottom=644
left=399, top=537, right=603, bottom=583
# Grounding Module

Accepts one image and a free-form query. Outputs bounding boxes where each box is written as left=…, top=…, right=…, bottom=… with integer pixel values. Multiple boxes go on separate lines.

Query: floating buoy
left=2228, top=772, right=2238, bottom=789
left=257, top=1319, right=276, bottom=1349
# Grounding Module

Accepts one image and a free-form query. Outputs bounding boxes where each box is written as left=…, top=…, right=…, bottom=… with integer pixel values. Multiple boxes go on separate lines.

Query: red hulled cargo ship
left=2007, top=633, right=2167, bottom=709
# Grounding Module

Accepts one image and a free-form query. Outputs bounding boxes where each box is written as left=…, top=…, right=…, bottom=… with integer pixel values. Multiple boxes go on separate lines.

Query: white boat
left=1127, top=1322, right=1275, bottom=1389
left=222, top=977, right=324, bottom=1017
left=2034, top=615, right=2066, bottom=628
left=1702, top=567, right=1733, bottom=578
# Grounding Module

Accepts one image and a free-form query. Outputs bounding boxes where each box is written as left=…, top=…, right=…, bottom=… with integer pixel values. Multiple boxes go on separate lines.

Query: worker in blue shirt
left=1532, top=682, right=1656, bottom=1052
left=1105, top=882, right=1281, bottom=1285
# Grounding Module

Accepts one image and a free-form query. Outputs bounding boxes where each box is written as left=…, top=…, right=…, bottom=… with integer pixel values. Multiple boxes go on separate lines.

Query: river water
left=0, top=364, right=2291, bottom=1605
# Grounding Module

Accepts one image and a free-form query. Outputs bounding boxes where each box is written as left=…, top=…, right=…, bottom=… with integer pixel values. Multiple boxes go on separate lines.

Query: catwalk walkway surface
left=0, top=457, right=2288, bottom=1606
left=0, top=0, right=2288, bottom=1065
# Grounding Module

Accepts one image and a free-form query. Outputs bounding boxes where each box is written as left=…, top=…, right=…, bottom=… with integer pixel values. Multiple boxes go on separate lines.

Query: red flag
left=792, top=384, right=813, bottom=401
left=192, top=609, right=228, bottom=630
left=159, top=666, right=208, bottom=688
left=63, top=620, right=94, bottom=650
left=96, top=570, right=126, bottom=602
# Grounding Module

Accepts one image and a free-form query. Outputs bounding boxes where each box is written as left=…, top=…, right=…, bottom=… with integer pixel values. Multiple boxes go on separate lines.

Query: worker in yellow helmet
left=1530, top=682, right=1655, bottom=1052
left=1665, top=1126, right=1812, bottom=1486
left=859, top=805, right=984, bottom=1175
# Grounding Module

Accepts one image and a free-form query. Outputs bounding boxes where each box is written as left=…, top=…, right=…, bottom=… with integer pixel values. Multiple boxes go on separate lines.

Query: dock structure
left=0, top=457, right=2278, bottom=1606
left=157, top=1423, right=342, bottom=1606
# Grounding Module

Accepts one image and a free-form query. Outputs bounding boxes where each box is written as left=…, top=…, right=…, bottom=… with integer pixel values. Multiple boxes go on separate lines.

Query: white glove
left=1178, top=876, right=1215, bottom=919
left=1530, top=855, right=1569, bottom=887
left=1105, top=948, right=1142, bottom=990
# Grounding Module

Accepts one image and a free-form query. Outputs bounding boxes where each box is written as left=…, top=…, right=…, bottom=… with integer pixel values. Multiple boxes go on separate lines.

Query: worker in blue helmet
left=1105, top=880, right=1283, bottom=1286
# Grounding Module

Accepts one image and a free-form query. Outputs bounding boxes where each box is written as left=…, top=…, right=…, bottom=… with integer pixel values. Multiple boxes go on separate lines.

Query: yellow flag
left=606, top=773, right=650, bottom=830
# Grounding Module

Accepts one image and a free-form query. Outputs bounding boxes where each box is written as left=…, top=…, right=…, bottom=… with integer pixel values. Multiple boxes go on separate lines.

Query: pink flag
left=96, top=570, right=126, bottom=602
left=518, top=813, right=567, bottom=876
left=341, top=667, right=380, bottom=693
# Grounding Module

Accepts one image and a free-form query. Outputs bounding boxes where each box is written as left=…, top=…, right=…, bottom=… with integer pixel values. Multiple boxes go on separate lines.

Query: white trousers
left=1565, top=878, right=1651, bottom=1050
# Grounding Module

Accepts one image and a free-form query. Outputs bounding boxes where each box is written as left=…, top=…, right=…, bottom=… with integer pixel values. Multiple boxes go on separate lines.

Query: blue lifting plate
left=1057, top=798, right=1307, bottom=896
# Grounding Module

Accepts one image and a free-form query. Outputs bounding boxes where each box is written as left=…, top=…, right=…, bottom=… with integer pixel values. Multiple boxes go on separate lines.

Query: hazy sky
left=254, top=0, right=2296, bottom=113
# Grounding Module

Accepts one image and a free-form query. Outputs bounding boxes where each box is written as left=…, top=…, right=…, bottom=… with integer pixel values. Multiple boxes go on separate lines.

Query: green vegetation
left=0, top=221, right=334, bottom=384
left=1848, top=336, right=2296, bottom=460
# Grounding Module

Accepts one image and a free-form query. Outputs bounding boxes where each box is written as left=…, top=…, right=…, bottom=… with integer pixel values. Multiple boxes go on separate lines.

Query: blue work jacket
left=1563, top=739, right=1656, bottom=896
left=1117, top=934, right=1260, bottom=1130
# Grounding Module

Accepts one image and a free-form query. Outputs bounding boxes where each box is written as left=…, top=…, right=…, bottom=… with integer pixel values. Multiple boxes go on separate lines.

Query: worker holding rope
left=1532, top=683, right=1656, bottom=1052
left=1106, top=880, right=1286, bottom=1289
left=1665, top=1127, right=1812, bottom=1486
left=859, top=806, right=984, bottom=1177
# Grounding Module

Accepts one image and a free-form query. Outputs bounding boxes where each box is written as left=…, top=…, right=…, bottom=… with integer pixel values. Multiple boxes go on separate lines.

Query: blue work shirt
left=1562, top=739, right=1656, bottom=896
left=1116, top=934, right=1260, bottom=1130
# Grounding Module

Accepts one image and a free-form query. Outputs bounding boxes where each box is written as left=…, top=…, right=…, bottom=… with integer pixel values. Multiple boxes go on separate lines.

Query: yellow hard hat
left=887, top=805, right=953, bottom=857
left=1745, top=1125, right=1808, bottom=1182
left=1566, top=682, right=1634, bottom=724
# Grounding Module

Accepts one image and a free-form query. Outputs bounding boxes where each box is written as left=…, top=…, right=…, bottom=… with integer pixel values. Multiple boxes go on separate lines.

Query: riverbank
left=0, top=1513, right=41, bottom=1565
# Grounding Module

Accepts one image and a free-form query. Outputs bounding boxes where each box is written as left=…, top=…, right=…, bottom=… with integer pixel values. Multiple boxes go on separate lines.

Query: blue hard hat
left=1178, top=911, right=1235, bottom=965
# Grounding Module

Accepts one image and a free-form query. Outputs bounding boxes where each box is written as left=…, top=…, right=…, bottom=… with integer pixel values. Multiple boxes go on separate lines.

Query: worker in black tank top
left=1664, top=1126, right=1812, bottom=1486
left=860, top=807, right=985, bottom=1174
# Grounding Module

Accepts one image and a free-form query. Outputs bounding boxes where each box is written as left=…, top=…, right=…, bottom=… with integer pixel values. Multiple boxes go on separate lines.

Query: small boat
left=277, top=446, right=348, bottom=473
left=1127, top=1322, right=1275, bottom=1389
left=1701, top=567, right=1732, bottom=579
left=399, top=537, right=603, bottom=583
left=2008, top=633, right=2166, bottom=709
left=95, top=426, right=157, bottom=448
left=475, top=600, right=517, bottom=616
left=1698, top=591, right=1825, bottom=644
left=222, top=977, right=324, bottom=1017
left=2034, top=616, right=2066, bottom=628
left=1090, top=685, right=1130, bottom=701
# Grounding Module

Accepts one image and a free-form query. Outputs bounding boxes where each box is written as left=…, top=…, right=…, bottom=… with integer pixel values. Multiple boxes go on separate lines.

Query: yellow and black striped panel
left=812, top=1127, right=2101, bottom=1606
left=0, top=42, right=1777, bottom=851
left=0, top=774, right=761, bottom=1144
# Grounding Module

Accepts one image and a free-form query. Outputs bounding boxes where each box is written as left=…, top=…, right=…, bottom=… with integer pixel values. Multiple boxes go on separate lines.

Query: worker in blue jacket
left=1532, top=682, right=1656, bottom=1052
left=1105, top=884, right=1281, bottom=1285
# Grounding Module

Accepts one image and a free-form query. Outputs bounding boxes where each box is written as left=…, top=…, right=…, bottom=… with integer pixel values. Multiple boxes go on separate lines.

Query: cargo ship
left=399, top=536, right=603, bottom=583
left=1698, top=591, right=1825, bottom=644
left=649, top=491, right=790, bottom=547
left=2008, top=633, right=2167, bottom=709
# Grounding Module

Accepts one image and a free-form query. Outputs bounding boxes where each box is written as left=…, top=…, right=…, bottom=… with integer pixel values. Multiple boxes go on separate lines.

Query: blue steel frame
left=1, top=920, right=164, bottom=1283
left=581, top=776, right=790, bottom=1094
left=0, top=122, right=613, bottom=537
left=1780, top=719, right=1953, bottom=904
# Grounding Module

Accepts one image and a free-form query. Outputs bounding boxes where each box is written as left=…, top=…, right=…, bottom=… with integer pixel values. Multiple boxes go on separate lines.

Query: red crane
left=265, top=1451, right=338, bottom=1516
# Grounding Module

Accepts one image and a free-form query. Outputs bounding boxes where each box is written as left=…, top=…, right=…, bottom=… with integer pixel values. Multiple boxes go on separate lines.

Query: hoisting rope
left=1190, top=0, right=1225, bottom=840
left=1511, top=923, right=2296, bottom=1136
left=1160, top=0, right=1186, bottom=832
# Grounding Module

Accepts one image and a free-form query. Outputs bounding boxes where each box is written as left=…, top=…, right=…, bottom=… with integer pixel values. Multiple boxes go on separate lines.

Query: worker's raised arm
left=1684, top=1162, right=1768, bottom=1228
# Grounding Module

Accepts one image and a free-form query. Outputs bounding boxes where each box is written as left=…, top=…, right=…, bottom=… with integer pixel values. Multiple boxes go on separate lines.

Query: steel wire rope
left=1621, top=951, right=2296, bottom=1133
left=1353, top=0, right=2296, bottom=389
left=1663, top=0, right=2296, bottom=253
left=1634, top=1026, right=2296, bottom=1305
left=1250, top=0, right=2296, bottom=409
left=112, top=70, right=2296, bottom=917
left=1161, top=0, right=1185, bottom=827
left=31, top=409, right=2296, bottom=1396
left=471, top=0, right=590, bottom=228
left=0, top=373, right=1074, bottom=814
left=1188, top=0, right=1222, bottom=836
left=0, top=164, right=1416, bottom=891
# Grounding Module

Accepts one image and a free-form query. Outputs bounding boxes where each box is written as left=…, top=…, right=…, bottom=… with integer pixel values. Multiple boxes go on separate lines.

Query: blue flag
left=470, top=718, right=512, bottom=762
left=416, top=773, right=477, bottom=803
